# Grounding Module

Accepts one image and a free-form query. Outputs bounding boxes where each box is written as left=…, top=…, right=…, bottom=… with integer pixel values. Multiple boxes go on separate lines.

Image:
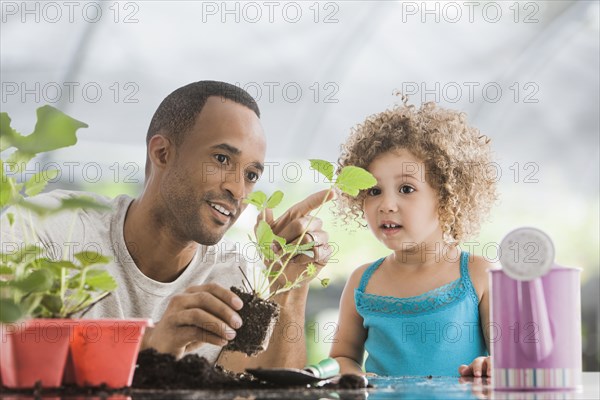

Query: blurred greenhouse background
left=1, top=1, right=598, bottom=370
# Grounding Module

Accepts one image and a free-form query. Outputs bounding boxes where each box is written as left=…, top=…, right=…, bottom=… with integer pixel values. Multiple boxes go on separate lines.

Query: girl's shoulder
left=466, top=253, right=498, bottom=297
left=346, top=259, right=383, bottom=290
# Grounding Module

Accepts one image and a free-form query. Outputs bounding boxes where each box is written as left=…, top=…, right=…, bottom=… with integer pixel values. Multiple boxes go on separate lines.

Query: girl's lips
left=379, top=221, right=402, bottom=236
left=380, top=224, right=402, bottom=236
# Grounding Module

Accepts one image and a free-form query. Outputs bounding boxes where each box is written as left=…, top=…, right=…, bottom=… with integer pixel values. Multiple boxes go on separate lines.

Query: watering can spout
left=517, top=278, right=554, bottom=361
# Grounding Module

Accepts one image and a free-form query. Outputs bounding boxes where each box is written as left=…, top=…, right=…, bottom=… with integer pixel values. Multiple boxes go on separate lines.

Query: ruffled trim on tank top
left=355, top=252, right=479, bottom=317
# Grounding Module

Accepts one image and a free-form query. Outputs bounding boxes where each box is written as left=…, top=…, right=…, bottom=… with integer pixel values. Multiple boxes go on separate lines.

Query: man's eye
left=215, top=154, right=229, bottom=164
left=247, top=171, right=260, bottom=183
left=367, top=188, right=381, bottom=196
left=400, top=185, right=415, bottom=194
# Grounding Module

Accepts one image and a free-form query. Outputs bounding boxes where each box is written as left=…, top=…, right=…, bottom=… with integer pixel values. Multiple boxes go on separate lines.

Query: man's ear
left=148, top=134, right=174, bottom=170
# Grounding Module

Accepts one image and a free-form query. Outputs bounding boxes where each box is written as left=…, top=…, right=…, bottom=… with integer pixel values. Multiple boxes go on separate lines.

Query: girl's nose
left=378, top=194, right=398, bottom=213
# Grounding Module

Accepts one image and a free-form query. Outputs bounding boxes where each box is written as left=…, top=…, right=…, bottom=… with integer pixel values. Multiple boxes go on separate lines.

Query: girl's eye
left=400, top=185, right=415, bottom=194
left=215, top=154, right=229, bottom=165
left=246, top=171, right=260, bottom=183
left=367, top=187, right=381, bottom=196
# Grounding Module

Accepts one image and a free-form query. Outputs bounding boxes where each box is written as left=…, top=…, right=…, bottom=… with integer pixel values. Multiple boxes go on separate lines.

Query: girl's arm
left=459, top=255, right=495, bottom=376
left=329, top=265, right=369, bottom=375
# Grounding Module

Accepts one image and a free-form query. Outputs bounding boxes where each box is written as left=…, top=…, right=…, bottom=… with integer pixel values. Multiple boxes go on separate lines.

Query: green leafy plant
left=243, top=159, right=376, bottom=299
left=0, top=105, right=117, bottom=323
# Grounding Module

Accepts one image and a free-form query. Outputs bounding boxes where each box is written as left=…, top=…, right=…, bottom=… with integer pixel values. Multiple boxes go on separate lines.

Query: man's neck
left=123, top=196, right=198, bottom=283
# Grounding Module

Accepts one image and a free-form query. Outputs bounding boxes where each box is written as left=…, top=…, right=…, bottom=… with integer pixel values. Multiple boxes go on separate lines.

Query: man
left=0, top=81, right=333, bottom=371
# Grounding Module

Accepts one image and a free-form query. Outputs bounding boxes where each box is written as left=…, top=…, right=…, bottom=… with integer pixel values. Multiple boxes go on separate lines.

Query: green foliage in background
left=0, top=106, right=117, bottom=323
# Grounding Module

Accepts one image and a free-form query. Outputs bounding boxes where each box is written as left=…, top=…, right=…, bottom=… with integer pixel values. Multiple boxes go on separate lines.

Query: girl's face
left=363, top=149, right=442, bottom=251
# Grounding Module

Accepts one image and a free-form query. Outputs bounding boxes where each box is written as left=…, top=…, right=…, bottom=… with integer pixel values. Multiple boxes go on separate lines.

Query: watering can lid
left=498, top=227, right=555, bottom=281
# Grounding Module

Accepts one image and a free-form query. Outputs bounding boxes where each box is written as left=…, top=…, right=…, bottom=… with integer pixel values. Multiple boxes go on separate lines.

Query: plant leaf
left=74, top=251, right=111, bottom=267
left=0, top=298, right=23, bottom=323
left=16, top=199, right=55, bottom=216
left=6, top=212, right=14, bottom=227
left=273, top=235, right=287, bottom=248
left=320, top=278, right=331, bottom=287
left=0, top=179, right=11, bottom=207
left=306, top=263, right=317, bottom=277
left=0, top=265, right=13, bottom=274
left=85, top=269, right=118, bottom=291
left=0, top=112, right=19, bottom=152
left=244, top=191, right=267, bottom=210
left=255, top=220, right=274, bottom=247
left=64, top=290, right=91, bottom=314
left=310, top=159, right=335, bottom=182
left=24, top=169, right=60, bottom=197
left=260, top=246, right=277, bottom=260
left=0, top=160, right=15, bottom=207
left=22, top=294, right=44, bottom=317
left=41, top=294, right=63, bottom=314
left=266, top=191, right=284, bottom=209
left=335, top=166, right=377, bottom=197
left=5, top=105, right=87, bottom=157
left=58, top=196, right=112, bottom=212
left=37, top=259, right=78, bottom=276
left=13, top=269, right=53, bottom=293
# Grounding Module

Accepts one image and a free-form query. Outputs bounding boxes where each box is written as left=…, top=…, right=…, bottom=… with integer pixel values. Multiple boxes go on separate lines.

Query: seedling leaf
left=59, top=196, right=112, bottom=212
left=41, top=294, right=63, bottom=314
left=0, top=298, right=23, bottom=323
left=256, top=220, right=274, bottom=247
left=13, top=269, right=53, bottom=293
left=335, top=166, right=377, bottom=197
left=74, top=251, right=111, bottom=267
left=24, top=169, right=59, bottom=197
left=85, top=269, right=118, bottom=291
left=310, top=159, right=334, bottom=181
left=244, top=191, right=267, bottom=210
left=4, top=105, right=87, bottom=156
left=266, top=190, right=284, bottom=209
left=0, top=113, right=19, bottom=152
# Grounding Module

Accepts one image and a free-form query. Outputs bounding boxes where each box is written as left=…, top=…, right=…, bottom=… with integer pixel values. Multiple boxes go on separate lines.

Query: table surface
left=1, top=372, right=598, bottom=399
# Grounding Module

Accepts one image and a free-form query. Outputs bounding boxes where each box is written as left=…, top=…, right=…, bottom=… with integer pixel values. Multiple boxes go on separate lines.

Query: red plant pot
left=0, top=319, right=73, bottom=388
left=69, top=319, right=152, bottom=388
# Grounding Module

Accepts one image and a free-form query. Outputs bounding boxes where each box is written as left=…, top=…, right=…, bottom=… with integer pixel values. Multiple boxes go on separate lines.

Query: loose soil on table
left=223, top=286, right=280, bottom=356
left=132, top=349, right=263, bottom=389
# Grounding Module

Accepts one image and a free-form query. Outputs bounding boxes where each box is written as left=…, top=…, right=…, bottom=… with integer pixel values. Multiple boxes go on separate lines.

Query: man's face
left=160, top=96, right=266, bottom=245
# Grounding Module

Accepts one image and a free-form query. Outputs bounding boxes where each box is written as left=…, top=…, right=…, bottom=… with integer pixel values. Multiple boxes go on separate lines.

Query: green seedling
left=0, top=106, right=117, bottom=323
left=243, top=159, right=376, bottom=299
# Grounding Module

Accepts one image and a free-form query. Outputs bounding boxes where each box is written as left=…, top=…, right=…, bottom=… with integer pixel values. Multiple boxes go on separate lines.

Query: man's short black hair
left=146, top=80, right=260, bottom=146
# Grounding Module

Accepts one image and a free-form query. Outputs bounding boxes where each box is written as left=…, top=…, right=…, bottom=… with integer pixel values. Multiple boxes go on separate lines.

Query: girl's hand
left=458, top=356, right=492, bottom=377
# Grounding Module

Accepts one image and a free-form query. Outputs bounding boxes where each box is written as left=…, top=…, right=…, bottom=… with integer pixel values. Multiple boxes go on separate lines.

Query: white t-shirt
left=0, top=190, right=253, bottom=363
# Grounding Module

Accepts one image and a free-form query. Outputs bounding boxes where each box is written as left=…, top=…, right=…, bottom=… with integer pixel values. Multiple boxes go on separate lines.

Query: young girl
left=330, top=100, right=498, bottom=377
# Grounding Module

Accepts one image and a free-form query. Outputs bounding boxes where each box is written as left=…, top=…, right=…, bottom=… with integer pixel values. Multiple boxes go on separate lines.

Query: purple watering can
left=490, top=227, right=582, bottom=391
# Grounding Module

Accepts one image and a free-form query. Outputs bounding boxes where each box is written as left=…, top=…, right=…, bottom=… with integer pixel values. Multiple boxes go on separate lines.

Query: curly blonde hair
left=336, top=100, right=497, bottom=244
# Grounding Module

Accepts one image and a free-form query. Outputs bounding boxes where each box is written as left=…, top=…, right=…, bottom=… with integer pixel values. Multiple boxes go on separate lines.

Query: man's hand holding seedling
left=243, top=160, right=376, bottom=300
left=261, top=189, right=335, bottom=293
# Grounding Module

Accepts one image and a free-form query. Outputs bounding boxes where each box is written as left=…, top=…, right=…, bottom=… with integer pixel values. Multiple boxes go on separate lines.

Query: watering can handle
left=517, top=278, right=554, bottom=361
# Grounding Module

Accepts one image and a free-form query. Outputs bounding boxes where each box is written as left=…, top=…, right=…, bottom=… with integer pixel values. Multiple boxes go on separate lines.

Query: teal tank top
left=355, top=251, right=487, bottom=376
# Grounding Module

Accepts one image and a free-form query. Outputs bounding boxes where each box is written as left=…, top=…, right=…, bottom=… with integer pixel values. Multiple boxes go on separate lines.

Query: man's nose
left=221, top=167, right=245, bottom=200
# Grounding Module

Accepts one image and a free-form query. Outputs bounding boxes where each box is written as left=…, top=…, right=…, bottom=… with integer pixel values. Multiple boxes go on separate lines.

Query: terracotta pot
left=0, top=319, right=73, bottom=388
left=69, top=319, right=152, bottom=388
